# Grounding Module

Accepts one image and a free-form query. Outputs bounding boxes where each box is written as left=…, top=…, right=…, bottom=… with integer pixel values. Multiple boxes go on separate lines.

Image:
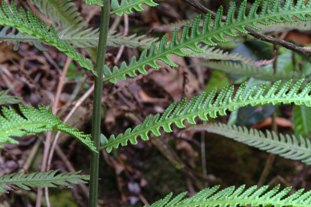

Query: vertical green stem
left=88, top=1, right=110, bottom=206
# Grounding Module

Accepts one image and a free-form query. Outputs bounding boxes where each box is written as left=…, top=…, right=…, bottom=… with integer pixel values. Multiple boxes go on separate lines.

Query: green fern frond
left=0, top=3, right=94, bottom=73
left=293, top=106, right=311, bottom=137
left=148, top=185, right=311, bottom=207
left=189, top=46, right=255, bottom=65
left=0, top=26, right=45, bottom=50
left=0, top=105, right=96, bottom=152
left=0, top=91, right=20, bottom=105
left=0, top=26, right=156, bottom=49
left=112, top=0, right=158, bottom=16
left=104, top=0, right=311, bottom=84
left=30, top=0, right=85, bottom=28
left=103, top=79, right=311, bottom=152
left=60, top=28, right=157, bottom=48
left=84, top=0, right=103, bottom=6
left=190, top=123, right=311, bottom=165
left=0, top=171, right=88, bottom=193
left=206, top=61, right=302, bottom=81
left=260, top=20, right=311, bottom=33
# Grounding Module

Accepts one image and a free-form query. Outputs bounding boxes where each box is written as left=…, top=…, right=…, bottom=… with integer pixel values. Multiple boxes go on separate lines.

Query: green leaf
left=190, top=123, right=311, bottom=165
left=0, top=171, right=88, bottom=193
left=104, top=0, right=311, bottom=83
left=112, top=0, right=158, bottom=16
left=0, top=3, right=94, bottom=74
left=0, top=91, right=20, bottom=105
left=148, top=185, right=311, bottom=207
left=84, top=0, right=103, bottom=6
left=0, top=105, right=96, bottom=152
left=30, top=0, right=86, bottom=28
left=293, top=105, right=311, bottom=137
left=103, top=79, right=311, bottom=152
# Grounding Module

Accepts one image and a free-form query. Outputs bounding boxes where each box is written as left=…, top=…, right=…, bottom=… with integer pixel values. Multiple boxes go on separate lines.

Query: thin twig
left=114, top=14, right=129, bottom=64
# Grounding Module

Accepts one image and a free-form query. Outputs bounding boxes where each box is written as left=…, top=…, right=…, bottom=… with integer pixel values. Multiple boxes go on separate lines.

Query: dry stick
left=35, top=58, right=72, bottom=207
left=114, top=14, right=129, bottom=64
left=47, top=85, right=95, bottom=170
left=46, top=85, right=94, bottom=198
left=183, top=0, right=311, bottom=58
left=258, top=41, right=281, bottom=186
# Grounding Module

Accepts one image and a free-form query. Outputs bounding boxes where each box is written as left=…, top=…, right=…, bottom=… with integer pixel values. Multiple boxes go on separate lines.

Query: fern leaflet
left=103, top=0, right=311, bottom=83
left=187, top=46, right=255, bottom=65
left=0, top=91, right=20, bottom=105
left=205, top=61, right=304, bottom=81
left=60, top=28, right=158, bottom=49
left=0, top=3, right=94, bottom=73
left=103, top=79, right=311, bottom=152
left=30, top=0, right=85, bottom=28
left=103, top=80, right=311, bottom=152
left=190, top=123, right=311, bottom=165
left=148, top=185, right=311, bottom=207
left=111, top=0, right=158, bottom=16
left=293, top=105, right=311, bottom=137
left=0, top=171, right=88, bottom=193
left=0, top=105, right=96, bottom=152
left=84, top=0, right=103, bottom=6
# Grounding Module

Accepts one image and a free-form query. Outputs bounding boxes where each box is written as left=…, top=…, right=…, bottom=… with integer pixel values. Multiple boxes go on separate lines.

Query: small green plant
left=0, top=0, right=311, bottom=206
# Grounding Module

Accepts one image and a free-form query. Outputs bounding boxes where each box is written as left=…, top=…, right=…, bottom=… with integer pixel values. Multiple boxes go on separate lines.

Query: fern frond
left=0, top=171, right=88, bottom=193
left=104, top=0, right=311, bottom=83
left=260, top=20, right=311, bottom=33
left=30, top=0, right=85, bottom=28
left=206, top=61, right=302, bottom=81
left=148, top=185, right=311, bottom=207
left=0, top=91, right=20, bottom=105
left=103, top=79, right=311, bottom=152
left=60, top=28, right=157, bottom=48
left=84, top=0, right=103, bottom=6
left=0, top=3, right=94, bottom=73
left=190, top=123, right=311, bottom=165
left=111, top=0, right=158, bottom=16
left=0, top=26, right=156, bottom=49
left=0, top=105, right=96, bottom=152
left=293, top=106, right=311, bottom=137
left=187, top=46, right=255, bottom=65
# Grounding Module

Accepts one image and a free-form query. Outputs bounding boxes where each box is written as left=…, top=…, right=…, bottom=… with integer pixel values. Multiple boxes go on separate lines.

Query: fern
left=187, top=46, right=255, bottom=65
left=190, top=123, right=311, bottom=165
left=205, top=61, right=304, bottom=81
left=0, top=171, right=88, bottom=193
left=260, top=20, right=311, bottom=33
left=103, top=0, right=311, bottom=84
left=84, top=0, right=103, bottom=6
left=293, top=106, right=311, bottom=137
left=0, top=3, right=94, bottom=73
left=0, top=105, right=96, bottom=152
left=60, top=28, right=158, bottom=48
left=0, top=26, right=156, bottom=49
left=103, top=79, right=311, bottom=152
left=30, top=0, right=85, bottom=28
left=0, top=91, right=20, bottom=105
left=111, top=0, right=158, bottom=16
left=148, top=185, right=311, bottom=207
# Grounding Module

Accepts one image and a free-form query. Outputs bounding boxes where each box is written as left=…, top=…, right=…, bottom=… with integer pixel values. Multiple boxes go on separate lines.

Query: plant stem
left=88, top=1, right=111, bottom=206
